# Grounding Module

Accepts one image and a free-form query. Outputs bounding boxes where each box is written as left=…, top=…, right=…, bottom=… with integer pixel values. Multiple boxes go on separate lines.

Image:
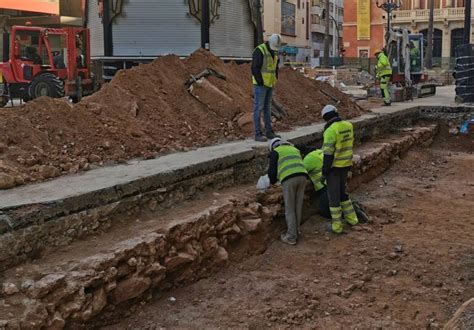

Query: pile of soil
left=0, top=49, right=368, bottom=189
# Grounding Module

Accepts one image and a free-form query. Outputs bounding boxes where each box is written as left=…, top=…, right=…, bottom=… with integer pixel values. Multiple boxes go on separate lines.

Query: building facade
left=310, top=0, right=344, bottom=64
left=262, top=0, right=343, bottom=65
left=343, top=0, right=474, bottom=59
left=391, top=0, right=474, bottom=58
left=342, top=0, right=385, bottom=58
left=262, top=0, right=312, bottom=63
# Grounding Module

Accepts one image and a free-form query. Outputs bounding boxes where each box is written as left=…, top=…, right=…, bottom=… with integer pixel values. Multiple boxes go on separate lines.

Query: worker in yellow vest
left=375, top=48, right=392, bottom=106
left=252, top=34, right=283, bottom=142
left=303, top=147, right=369, bottom=223
left=268, top=138, right=308, bottom=245
left=321, top=105, right=359, bottom=234
left=303, top=149, right=330, bottom=218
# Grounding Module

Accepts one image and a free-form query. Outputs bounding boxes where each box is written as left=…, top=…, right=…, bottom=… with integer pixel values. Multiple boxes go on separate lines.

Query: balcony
left=392, top=7, right=469, bottom=23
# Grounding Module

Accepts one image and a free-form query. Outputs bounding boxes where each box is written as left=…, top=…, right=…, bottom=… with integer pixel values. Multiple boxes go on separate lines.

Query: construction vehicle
left=0, top=25, right=97, bottom=107
left=386, top=28, right=437, bottom=100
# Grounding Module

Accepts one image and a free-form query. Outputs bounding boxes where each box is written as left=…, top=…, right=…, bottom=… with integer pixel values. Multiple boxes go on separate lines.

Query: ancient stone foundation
left=0, top=124, right=440, bottom=329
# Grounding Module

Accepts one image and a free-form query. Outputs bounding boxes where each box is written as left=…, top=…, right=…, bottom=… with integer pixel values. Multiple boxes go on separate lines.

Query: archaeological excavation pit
left=0, top=105, right=472, bottom=329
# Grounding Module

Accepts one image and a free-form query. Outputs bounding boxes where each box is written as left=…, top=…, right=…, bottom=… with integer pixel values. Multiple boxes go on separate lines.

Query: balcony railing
left=392, top=7, right=469, bottom=22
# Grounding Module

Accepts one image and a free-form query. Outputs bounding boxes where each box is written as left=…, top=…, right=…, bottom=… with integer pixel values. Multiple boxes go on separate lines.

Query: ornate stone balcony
left=392, top=7, right=468, bottom=23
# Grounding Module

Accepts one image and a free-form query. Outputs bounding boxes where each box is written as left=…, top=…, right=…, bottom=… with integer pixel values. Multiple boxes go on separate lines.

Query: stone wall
left=0, top=194, right=282, bottom=329
left=0, top=125, right=440, bottom=329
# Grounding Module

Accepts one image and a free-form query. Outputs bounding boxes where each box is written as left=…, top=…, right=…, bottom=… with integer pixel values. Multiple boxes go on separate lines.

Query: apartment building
left=310, top=0, right=344, bottom=62
left=262, top=0, right=343, bottom=64
left=343, top=0, right=474, bottom=59
left=391, top=0, right=474, bottom=58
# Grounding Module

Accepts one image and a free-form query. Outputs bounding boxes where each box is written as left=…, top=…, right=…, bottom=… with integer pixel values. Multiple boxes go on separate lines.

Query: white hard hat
left=269, top=137, right=282, bottom=151
left=321, top=104, right=338, bottom=118
left=268, top=34, right=283, bottom=51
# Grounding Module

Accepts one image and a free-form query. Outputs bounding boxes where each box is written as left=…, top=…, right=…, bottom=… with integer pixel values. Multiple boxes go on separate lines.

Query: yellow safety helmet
left=374, top=49, right=383, bottom=56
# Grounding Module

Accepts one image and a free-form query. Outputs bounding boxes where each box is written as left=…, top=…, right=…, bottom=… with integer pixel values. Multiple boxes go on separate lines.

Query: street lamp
left=376, top=0, right=401, bottom=45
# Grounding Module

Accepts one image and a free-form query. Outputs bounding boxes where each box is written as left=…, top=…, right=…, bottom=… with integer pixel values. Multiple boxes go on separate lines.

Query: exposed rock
left=28, top=274, right=66, bottom=299
left=0, top=173, right=15, bottom=189
left=2, top=282, right=19, bottom=295
left=444, top=298, right=474, bottom=330
left=215, top=246, right=229, bottom=263
left=111, top=276, right=151, bottom=304
left=83, top=288, right=107, bottom=319
left=38, top=165, right=60, bottom=179
left=48, top=312, right=66, bottom=330
left=239, top=218, right=262, bottom=233
left=165, top=252, right=195, bottom=271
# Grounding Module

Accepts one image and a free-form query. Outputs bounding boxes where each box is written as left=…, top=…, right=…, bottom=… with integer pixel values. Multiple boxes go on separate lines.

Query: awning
left=280, top=46, right=299, bottom=55
left=0, top=0, right=60, bottom=15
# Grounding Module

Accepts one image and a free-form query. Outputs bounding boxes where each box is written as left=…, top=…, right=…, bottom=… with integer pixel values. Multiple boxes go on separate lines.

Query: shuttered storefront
left=112, top=0, right=200, bottom=56
left=209, top=0, right=254, bottom=59
left=87, top=0, right=104, bottom=57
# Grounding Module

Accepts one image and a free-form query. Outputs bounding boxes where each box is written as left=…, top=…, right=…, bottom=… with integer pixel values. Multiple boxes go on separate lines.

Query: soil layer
left=0, top=50, right=367, bottom=189
left=103, top=134, right=474, bottom=329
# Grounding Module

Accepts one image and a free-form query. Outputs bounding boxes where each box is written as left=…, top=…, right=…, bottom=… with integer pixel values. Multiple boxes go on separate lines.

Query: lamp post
left=464, top=0, right=472, bottom=45
left=375, top=0, right=401, bottom=46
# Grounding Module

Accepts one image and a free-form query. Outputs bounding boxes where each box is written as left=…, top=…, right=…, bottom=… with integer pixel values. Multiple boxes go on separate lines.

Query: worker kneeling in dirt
left=374, top=48, right=392, bottom=106
left=321, top=105, right=359, bottom=234
left=268, top=138, right=308, bottom=245
left=303, top=148, right=368, bottom=222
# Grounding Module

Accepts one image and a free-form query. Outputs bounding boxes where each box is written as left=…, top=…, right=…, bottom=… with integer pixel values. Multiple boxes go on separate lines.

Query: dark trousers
left=311, top=187, right=331, bottom=219
left=326, top=167, right=350, bottom=208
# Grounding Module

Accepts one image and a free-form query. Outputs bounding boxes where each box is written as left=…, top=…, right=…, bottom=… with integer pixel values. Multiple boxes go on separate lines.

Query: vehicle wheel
left=28, top=73, right=65, bottom=100
left=0, top=96, right=8, bottom=107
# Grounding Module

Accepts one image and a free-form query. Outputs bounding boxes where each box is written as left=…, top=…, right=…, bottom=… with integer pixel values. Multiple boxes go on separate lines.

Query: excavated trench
left=0, top=106, right=472, bottom=329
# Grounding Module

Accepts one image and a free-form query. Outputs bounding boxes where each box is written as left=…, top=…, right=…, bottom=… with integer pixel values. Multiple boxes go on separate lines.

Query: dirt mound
left=0, top=49, right=369, bottom=188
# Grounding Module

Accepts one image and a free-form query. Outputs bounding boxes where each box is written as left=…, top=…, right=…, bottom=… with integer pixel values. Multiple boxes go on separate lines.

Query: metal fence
left=315, top=57, right=456, bottom=73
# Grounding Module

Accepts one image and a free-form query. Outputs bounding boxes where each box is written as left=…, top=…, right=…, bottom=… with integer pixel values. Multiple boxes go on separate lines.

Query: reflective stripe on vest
left=303, top=150, right=325, bottom=191
left=323, top=121, right=354, bottom=168
left=252, top=43, right=278, bottom=88
left=275, top=145, right=307, bottom=182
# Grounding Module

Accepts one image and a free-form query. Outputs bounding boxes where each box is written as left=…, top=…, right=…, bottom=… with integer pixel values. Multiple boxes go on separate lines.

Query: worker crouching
left=375, top=49, right=392, bottom=106
left=268, top=138, right=308, bottom=245
left=321, top=105, right=359, bottom=234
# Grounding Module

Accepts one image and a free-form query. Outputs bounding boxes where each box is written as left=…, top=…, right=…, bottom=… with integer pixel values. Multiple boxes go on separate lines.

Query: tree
left=425, top=0, right=434, bottom=69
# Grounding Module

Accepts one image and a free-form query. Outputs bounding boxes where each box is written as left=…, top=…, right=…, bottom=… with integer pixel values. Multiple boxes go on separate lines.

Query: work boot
left=280, top=233, right=297, bottom=245
left=266, top=130, right=281, bottom=139
left=383, top=102, right=392, bottom=106
left=255, top=135, right=267, bottom=142
left=341, top=200, right=359, bottom=226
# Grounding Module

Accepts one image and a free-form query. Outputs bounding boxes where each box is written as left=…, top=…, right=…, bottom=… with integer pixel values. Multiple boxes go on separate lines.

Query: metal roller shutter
left=209, top=0, right=254, bottom=59
left=87, top=0, right=104, bottom=57
left=112, top=0, right=201, bottom=57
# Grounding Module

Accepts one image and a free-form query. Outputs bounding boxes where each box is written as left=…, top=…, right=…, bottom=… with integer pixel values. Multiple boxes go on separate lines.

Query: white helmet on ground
left=268, top=34, right=283, bottom=51
left=321, top=104, right=338, bottom=118
left=269, top=137, right=282, bottom=151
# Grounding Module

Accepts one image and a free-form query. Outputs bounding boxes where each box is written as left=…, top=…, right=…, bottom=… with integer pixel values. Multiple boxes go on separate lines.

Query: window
left=281, top=1, right=296, bottom=36
left=15, top=30, right=42, bottom=64
left=48, top=34, right=67, bottom=68
left=298, top=0, right=301, bottom=9
left=311, top=14, right=321, bottom=24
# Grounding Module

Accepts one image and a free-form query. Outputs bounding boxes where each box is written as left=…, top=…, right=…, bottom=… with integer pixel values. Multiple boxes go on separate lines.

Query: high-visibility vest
left=323, top=121, right=354, bottom=168
left=252, top=43, right=278, bottom=88
left=303, top=149, right=325, bottom=191
left=275, top=145, right=307, bottom=182
left=376, top=53, right=392, bottom=78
